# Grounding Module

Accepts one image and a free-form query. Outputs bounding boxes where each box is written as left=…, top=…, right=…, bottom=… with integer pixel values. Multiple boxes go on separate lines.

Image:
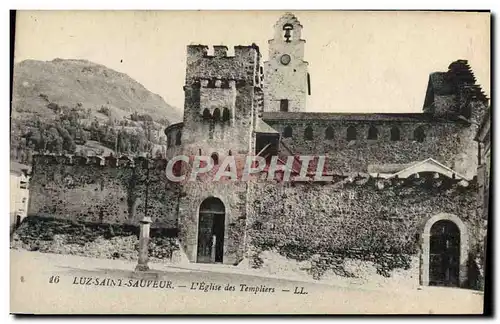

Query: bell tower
left=264, top=12, right=310, bottom=112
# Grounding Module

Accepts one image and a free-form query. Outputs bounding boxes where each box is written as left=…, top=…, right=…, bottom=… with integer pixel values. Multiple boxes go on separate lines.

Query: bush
left=98, top=105, right=111, bottom=117
left=12, top=216, right=179, bottom=262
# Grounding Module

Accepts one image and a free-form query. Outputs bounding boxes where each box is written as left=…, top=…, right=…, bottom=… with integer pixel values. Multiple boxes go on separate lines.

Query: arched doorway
left=421, top=213, right=468, bottom=287
left=429, top=220, right=460, bottom=287
left=15, top=215, right=21, bottom=228
left=197, top=197, right=225, bottom=263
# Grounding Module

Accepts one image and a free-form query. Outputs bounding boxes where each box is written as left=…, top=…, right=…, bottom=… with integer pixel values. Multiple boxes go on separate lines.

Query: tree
left=45, top=127, right=63, bottom=153
left=28, top=128, right=44, bottom=151
left=57, top=126, right=76, bottom=153
left=117, top=130, right=130, bottom=154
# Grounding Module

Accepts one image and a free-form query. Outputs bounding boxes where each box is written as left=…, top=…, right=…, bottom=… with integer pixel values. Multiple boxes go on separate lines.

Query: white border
left=2, top=1, right=497, bottom=322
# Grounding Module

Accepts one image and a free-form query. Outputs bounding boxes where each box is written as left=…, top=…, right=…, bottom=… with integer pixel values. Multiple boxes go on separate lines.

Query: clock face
left=280, top=54, right=291, bottom=65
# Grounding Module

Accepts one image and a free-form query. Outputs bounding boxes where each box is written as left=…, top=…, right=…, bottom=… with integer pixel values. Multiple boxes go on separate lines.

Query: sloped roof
left=367, top=162, right=418, bottom=174
left=255, top=118, right=279, bottom=134
left=262, top=112, right=446, bottom=122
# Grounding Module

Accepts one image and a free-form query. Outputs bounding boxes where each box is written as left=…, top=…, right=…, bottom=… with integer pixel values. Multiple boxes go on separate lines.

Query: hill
left=11, top=58, right=182, bottom=123
left=10, top=59, right=182, bottom=164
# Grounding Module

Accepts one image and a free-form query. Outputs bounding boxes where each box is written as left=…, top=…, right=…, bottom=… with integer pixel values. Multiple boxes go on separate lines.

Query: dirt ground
left=10, top=250, right=484, bottom=315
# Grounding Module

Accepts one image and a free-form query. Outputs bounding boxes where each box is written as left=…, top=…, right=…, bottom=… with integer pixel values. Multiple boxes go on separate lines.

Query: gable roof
left=386, top=158, right=468, bottom=180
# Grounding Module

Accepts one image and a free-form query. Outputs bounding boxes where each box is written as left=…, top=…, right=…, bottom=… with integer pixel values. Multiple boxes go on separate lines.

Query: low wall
left=10, top=216, right=180, bottom=263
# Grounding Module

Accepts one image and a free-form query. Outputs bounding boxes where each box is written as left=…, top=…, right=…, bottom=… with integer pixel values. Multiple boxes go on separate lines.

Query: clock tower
left=263, top=12, right=310, bottom=112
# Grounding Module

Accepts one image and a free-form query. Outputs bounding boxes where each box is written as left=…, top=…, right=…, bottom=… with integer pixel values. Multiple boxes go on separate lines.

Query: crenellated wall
left=181, top=44, right=263, bottom=159
left=28, top=154, right=180, bottom=228
left=185, top=45, right=263, bottom=86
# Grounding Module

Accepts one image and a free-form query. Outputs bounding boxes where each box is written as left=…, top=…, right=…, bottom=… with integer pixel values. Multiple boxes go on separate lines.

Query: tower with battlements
left=175, top=44, right=264, bottom=264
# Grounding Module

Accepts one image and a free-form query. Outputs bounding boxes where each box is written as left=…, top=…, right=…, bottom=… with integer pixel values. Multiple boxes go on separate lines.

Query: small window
left=280, top=99, right=289, bottom=112
left=211, top=153, right=219, bottom=165
left=325, top=126, right=334, bottom=140
left=346, top=126, right=357, bottom=141
left=414, top=126, right=426, bottom=143
left=222, top=108, right=230, bottom=122
left=213, top=108, right=221, bottom=121
left=175, top=132, right=182, bottom=146
left=304, top=126, right=313, bottom=140
left=367, top=126, right=378, bottom=140
left=283, top=125, right=293, bottom=138
left=202, top=108, right=211, bottom=119
left=391, top=127, right=401, bottom=141
left=228, top=150, right=232, bottom=156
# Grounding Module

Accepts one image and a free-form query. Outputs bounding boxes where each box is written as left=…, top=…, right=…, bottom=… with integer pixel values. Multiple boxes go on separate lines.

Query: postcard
left=9, top=10, right=490, bottom=314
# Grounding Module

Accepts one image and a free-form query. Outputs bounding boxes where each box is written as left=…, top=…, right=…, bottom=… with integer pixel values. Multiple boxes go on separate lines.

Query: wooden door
left=429, top=220, right=460, bottom=287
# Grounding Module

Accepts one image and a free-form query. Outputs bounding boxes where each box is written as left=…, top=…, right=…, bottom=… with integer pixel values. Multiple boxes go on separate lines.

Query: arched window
left=391, top=126, right=401, bottom=141
left=168, top=133, right=174, bottom=148
left=211, top=153, right=219, bottom=165
left=283, top=23, right=294, bottom=42
left=175, top=131, right=182, bottom=146
left=202, top=108, right=211, bottom=119
left=414, top=126, right=426, bottom=143
left=283, top=125, right=293, bottom=138
left=304, top=126, right=313, bottom=140
left=228, top=150, right=232, bottom=156
left=222, top=108, right=230, bottom=122
left=346, top=126, right=357, bottom=141
left=325, top=126, right=334, bottom=140
left=367, top=126, right=378, bottom=140
left=213, top=108, right=221, bottom=121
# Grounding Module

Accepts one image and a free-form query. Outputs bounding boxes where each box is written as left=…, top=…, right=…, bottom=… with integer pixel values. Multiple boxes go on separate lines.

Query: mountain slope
left=11, top=58, right=182, bottom=123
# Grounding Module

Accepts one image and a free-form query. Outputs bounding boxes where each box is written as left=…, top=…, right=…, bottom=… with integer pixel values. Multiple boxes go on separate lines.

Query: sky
left=13, top=10, right=490, bottom=114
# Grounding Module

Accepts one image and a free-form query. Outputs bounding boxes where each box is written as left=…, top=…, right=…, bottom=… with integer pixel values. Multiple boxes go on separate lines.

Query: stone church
left=28, top=13, right=490, bottom=289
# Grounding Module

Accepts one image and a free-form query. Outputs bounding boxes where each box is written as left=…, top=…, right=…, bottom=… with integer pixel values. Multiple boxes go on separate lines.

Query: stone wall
left=28, top=155, right=180, bottom=228
left=181, top=45, right=263, bottom=160
left=246, top=175, right=484, bottom=288
left=186, top=45, right=262, bottom=85
left=264, top=118, right=477, bottom=178
left=11, top=216, right=179, bottom=262
left=177, top=178, right=249, bottom=265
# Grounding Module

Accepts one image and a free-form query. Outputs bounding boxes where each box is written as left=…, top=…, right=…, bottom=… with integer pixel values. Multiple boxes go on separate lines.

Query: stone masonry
left=25, top=13, right=489, bottom=289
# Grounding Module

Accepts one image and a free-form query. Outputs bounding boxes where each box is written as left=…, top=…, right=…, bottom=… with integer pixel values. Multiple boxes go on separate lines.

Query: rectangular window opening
left=280, top=99, right=289, bottom=112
